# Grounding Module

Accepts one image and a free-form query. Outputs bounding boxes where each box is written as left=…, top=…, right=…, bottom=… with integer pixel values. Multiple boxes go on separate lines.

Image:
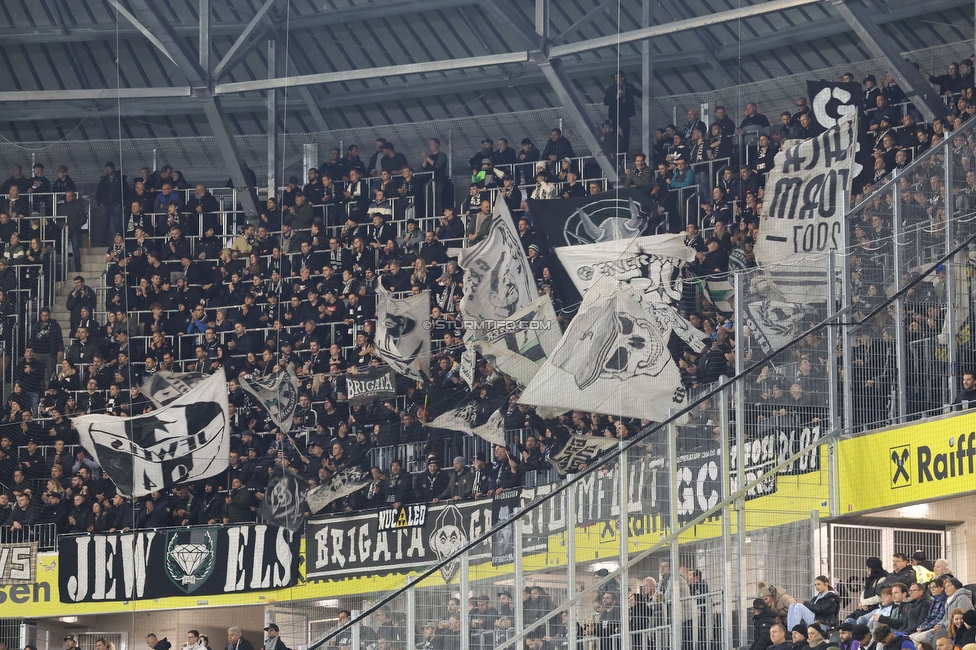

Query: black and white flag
left=528, top=188, right=661, bottom=304
left=470, top=295, right=562, bottom=386
left=258, top=466, right=306, bottom=533
left=140, top=371, right=209, bottom=408
left=756, top=114, right=857, bottom=303
left=346, top=365, right=396, bottom=406
left=432, top=393, right=509, bottom=447
left=457, top=199, right=537, bottom=327
left=74, top=372, right=230, bottom=497
left=742, top=273, right=819, bottom=354
left=547, top=435, right=618, bottom=475
left=554, top=233, right=704, bottom=354
left=306, top=467, right=370, bottom=514
left=807, top=80, right=873, bottom=191
left=520, top=277, right=685, bottom=422
left=375, top=286, right=431, bottom=380
left=240, top=365, right=300, bottom=433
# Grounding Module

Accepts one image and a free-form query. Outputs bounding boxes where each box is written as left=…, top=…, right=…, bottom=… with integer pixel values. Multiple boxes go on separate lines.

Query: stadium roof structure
left=0, top=0, right=970, bottom=210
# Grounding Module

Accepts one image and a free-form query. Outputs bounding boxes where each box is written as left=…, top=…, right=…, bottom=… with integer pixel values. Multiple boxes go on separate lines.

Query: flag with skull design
left=457, top=199, right=537, bottom=331
left=520, top=277, right=686, bottom=422
left=374, top=286, right=431, bottom=380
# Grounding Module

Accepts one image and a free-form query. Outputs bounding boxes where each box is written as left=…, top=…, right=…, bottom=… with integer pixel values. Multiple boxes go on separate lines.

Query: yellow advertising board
left=838, top=410, right=976, bottom=513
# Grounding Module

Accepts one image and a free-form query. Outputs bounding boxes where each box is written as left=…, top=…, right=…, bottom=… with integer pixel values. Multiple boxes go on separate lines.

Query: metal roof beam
left=123, top=1, right=260, bottom=218
left=833, top=0, right=948, bottom=121
left=214, top=52, right=532, bottom=94
left=555, top=0, right=616, bottom=44
left=1, top=0, right=481, bottom=45
left=483, top=0, right=620, bottom=183
left=0, top=87, right=193, bottom=101
left=212, top=0, right=826, bottom=95
left=550, top=0, right=824, bottom=58
left=711, top=0, right=971, bottom=61
left=105, top=0, right=178, bottom=66
left=212, top=0, right=283, bottom=81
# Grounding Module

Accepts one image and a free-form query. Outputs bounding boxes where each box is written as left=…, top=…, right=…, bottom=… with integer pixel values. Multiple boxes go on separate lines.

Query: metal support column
left=641, top=0, right=654, bottom=160
left=719, top=380, right=734, bottom=650
left=514, top=519, right=524, bottom=634
left=733, top=271, right=748, bottom=645
left=566, top=484, right=577, bottom=650
left=405, top=577, right=416, bottom=650
left=841, top=191, right=855, bottom=433
left=535, top=0, right=549, bottom=40
left=459, top=554, right=470, bottom=648
left=267, top=40, right=279, bottom=195
left=668, top=418, right=682, bottom=650
left=891, top=179, right=908, bottom=421
left=199, top=0, right=210, bottom=74
left=832, top=0, right=947, bottom=122
left=946, top=159, right=958, bottom=401
left=618, top=440, right=630, bottom=647
left=826, top=251, right=841, bottom=518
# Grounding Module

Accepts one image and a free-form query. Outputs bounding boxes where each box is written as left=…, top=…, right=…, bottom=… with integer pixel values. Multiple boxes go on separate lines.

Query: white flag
left=520, top=277, right=685, bottom=422
left=755, top=116, right=857, bottom=303
left=470, top=295, right=562, bottom=386
left=139, top=371, right=209, bottom=408
left=375, top=286, right=431, bottom=380
left=74, top=372, right=230, bottom=498
left=554, top=233, right=694, bottom=297
left=457, top=199, right=537, bottom=327
left=548, top=435, right=619, bottom=475
left=306, top=467, right=370, bottom=513
left=240, top=365, right=301, bottom=433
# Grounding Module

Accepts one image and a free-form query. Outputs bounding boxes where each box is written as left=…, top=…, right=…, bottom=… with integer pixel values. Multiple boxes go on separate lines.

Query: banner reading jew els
left=59, top=524, right=300, bottom=602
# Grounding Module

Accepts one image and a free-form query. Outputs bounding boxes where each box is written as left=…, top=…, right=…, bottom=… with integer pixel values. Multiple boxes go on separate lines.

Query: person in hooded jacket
left=788, top=576, right=841, bottom=631
left=849, top=558, right=890, bottom=621
left=749, top=598, right=780, bottom=650
left=880, top=554, right=918, bottom=590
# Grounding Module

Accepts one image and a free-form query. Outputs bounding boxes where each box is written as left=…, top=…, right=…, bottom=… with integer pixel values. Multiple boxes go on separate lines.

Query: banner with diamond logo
left=58, top=524, right=300, bottom=603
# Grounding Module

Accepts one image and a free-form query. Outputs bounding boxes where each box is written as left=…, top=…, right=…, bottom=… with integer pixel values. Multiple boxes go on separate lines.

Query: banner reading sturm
left=58, top=524, right=300, bottom=603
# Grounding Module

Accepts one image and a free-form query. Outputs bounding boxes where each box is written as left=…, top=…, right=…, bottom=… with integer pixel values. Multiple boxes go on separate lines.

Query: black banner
left=806, top=79, right=874, bottom=192
left=527, top=188, right=660, bottom=303
left=59, top=524, right=300, bottom=602
left=491, top=487, right=521, bottom=566
left=307, top=497, right=546, bottom=581
left=346, top=366, right=396, bottom=406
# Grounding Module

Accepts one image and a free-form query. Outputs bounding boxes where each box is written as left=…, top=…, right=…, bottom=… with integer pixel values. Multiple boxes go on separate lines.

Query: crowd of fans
left=747, top=552, right=976, bottom=650
left=0, top=61, right=971, bottom=548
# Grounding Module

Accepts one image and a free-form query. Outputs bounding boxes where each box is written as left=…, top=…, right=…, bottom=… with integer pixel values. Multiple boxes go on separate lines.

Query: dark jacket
left=226, top=637, right=255, bottom=650
left=95, top=173, right=124, bottom=207
left=749, top=605, right=780, bottom=650
left=803, top=590, right=841, bottom=629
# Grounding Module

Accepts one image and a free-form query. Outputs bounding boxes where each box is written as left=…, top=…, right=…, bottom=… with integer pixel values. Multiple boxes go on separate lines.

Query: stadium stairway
left=51, top=246, right=108, bottom=332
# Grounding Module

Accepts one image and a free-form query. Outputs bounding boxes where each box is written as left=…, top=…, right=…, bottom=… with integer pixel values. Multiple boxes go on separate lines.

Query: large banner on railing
left=0, top=542, right=37, bottom=585
left=755, top=115, right=857, bottom=303
left=307, top=497, right=545, bottom=581
left=58, top=524, right=300, bottom=603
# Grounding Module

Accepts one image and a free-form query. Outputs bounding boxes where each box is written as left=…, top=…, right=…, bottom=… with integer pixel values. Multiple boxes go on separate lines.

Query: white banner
left=375, top=287, right=431, bottom=380
left=240, top=365, right=301, bottom=433
left=470, top=295, right=562, bottom=386
left=520, top=277, right=685, bottom=422
left=306, top=467, right=370, bottom=514
left=547, top=435, right=618, bottom=475
left=140, top=371, right=209, bottom=408
left=756, top=116, right=857, bottom=302
left=457, top=199, right=537, bottom=328
left=554, top=233, right=694, bottom=296
left=74, top=372, right=230, bottom=497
